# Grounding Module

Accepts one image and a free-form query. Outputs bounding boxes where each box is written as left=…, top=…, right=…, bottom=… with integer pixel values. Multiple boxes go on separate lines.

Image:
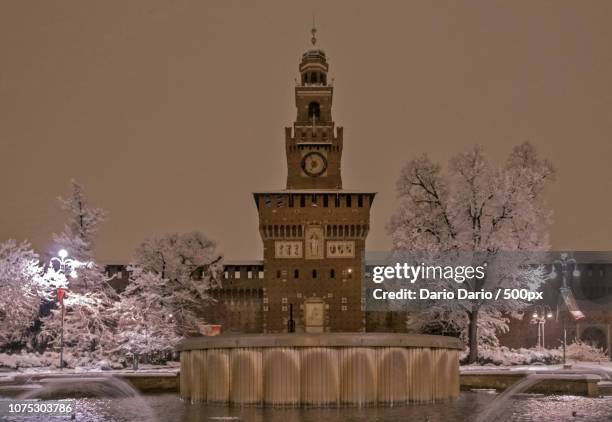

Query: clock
left=301, top=152, right=327, bottom=177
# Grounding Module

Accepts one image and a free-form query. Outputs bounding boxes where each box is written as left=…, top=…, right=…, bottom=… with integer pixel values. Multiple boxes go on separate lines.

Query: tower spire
left=311, top=16, right=317, bottom=46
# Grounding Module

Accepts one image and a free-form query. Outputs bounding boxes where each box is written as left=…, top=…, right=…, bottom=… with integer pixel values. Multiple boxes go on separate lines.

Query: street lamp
left=531, top=305, right=553, bottom=348
left=49, top=249, right=89, bottom=370
left=549, top=253, right=581, bottom=365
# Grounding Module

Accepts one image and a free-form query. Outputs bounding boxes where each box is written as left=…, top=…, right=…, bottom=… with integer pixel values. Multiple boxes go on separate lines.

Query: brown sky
left=1, top=1, right=611, bottom=263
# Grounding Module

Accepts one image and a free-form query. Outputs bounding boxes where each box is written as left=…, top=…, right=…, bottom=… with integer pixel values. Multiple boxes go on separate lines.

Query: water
left=181, top=345, right=460, bottom=405
left=474, top=364, right=612, bottom=422
left=2, top=391, right=612, bottom=421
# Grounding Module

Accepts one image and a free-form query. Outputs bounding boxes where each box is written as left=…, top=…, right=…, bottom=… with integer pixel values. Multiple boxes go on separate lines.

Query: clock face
left=301, top=152, right=328, bottom=177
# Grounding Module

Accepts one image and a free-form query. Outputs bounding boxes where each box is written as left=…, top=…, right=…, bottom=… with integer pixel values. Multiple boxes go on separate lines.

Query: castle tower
left=253, top=28, right=375, bottom=333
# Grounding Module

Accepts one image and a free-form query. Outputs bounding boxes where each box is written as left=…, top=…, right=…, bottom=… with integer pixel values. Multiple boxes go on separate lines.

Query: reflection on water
left=2, top=392, right=612, bottom=422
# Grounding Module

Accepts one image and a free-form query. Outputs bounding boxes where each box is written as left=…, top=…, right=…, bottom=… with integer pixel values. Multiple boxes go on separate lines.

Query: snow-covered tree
left=39, top=180, right=117, bottom=365
left=0, top=240, right=44, bottom=351
left=51, top=179, right=107, bottom=291
left=122, top=232, right=222, bottom=338
left=388, top=142, right=554, bottom=363
left=110, top=269, right=180, bottom=359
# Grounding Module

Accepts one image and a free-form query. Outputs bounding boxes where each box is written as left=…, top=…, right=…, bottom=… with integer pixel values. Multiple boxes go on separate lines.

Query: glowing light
left=546, top=312, right=553, bottom=319
left=58, top=249, right=68, bottom=259
left=573, top=269, right=581, bottom=277
left=532, top=312, right=538, bottom=318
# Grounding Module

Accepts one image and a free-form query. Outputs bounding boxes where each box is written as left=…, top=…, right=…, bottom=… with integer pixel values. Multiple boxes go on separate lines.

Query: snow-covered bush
left=462, top=346, right=561, bottom=365
left=565, top=340, right=608, bottom=362
left=462, top=341, right=608, bottom=366
left=0, top=350, right=125, bottom=370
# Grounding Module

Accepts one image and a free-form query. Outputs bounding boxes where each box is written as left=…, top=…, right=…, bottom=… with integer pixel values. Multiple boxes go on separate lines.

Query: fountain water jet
left=18, top=375, right=159, bottom=421
left=178, top=333, right=462, bottom=407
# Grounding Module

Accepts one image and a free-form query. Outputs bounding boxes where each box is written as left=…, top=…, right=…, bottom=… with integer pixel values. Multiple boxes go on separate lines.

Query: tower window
left=330, top=269, right=335, bottom=279
left=323, top=195, right=329, bottom=207
left=308, top=102, right=321, bottom=120
left=347, top=195, right=352, bottom=207
left=312, top=269, right=318, bottom=279
left=294, top=269, right=300, bottom=279
left=358, top=195, right=363, bottom=207
left=300, top=195, right=305, bottom=207
left=276, top=270, right=282, bottom=279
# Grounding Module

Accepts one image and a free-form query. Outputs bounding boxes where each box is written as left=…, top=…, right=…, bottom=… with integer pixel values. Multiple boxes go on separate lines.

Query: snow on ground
left=0, top=363, right=179, bottom=384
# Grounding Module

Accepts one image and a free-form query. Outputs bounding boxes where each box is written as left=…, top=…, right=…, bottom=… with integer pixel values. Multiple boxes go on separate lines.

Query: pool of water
left=3, top=392, right=612, bottom=422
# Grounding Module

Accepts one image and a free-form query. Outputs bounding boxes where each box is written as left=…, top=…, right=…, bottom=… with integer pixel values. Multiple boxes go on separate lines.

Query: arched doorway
left=303, top=297, right=326, bottom=333
left=580, top=326, right=608, bottom=351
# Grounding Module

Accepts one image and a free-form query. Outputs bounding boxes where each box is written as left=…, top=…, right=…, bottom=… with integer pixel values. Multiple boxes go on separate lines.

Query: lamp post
left=530, top=305, right=553, bottom=348
left=549, top=253, right=580, bottom=365
left=49, top=249, right=88, bottom=370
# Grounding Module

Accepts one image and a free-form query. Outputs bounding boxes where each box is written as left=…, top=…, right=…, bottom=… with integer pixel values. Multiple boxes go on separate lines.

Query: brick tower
left=253, top=28, right=375, bottom=333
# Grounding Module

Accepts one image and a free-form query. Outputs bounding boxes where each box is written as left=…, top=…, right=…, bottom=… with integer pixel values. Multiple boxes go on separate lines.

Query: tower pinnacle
left=311, top=16, right=317, bottom=46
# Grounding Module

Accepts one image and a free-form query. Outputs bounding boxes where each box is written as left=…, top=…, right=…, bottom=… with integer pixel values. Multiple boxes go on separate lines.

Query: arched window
left=312, top=269, right=317, bottom=279
left=294, top=269, right=300, bottom=279
left=276, top=270, right=281, bottom=279
left=330, top=269, right=335, bottom=279
left=308, top=102, right=321, bottom=120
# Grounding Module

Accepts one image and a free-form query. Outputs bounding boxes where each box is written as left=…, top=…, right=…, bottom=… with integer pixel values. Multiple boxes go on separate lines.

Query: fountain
left=177, top=333, right=462, bottom=406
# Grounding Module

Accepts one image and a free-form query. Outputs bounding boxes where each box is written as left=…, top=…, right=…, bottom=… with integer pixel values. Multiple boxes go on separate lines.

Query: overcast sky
left=1, top=1, right=611, bottom=262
